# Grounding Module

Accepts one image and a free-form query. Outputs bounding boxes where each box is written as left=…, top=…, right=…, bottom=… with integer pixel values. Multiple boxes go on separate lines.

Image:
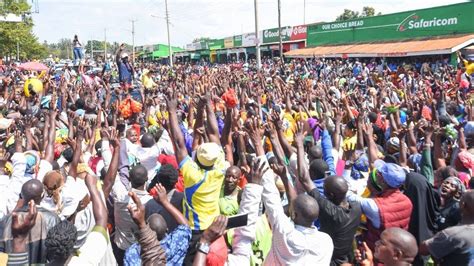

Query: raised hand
left=246, top=158, right=269, bottom=184
left=12, top=200, right=37, bottom=238
left=127, top=191, right=146, bottom=229
left=270, top=161, right=287, bottom=178
left=151, top=183, right=168, bottom=204
left=107, top=128, right=120, bottom=148
left=201, top=215, right=228, bottom=244
left=76, top=119, right=87, bottom=138
left=294, top=120, right=307, bottom=145
left=245, top=117, right=262, bottom=144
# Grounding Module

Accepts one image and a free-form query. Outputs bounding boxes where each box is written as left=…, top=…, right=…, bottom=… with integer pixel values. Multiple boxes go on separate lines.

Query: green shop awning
left=246, top=47, right=256, bottom=54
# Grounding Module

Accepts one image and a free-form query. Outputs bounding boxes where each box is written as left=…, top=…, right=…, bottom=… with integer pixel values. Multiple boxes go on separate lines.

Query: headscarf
left=442, top=176, right=466, bottom=199
left=404, top=172, right=439, bottom=265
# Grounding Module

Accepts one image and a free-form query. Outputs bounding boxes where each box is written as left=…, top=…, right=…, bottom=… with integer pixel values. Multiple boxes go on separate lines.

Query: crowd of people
left=0, top=44, right=473, bottom=266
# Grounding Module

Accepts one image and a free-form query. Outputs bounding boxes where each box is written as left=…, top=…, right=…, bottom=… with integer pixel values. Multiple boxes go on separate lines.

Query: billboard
left=262, top=25, right=307, bottom=44
left=307, top=2, right=474, bottom=46
left=242, top=33, right=257, bottom=47
left=224, top=37, right=234, bottom=48
left=234, top=35, right=242, bottom=47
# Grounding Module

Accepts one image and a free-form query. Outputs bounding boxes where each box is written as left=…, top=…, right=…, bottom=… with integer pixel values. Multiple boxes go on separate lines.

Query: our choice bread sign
left=397, top=13, right=458, bottom=31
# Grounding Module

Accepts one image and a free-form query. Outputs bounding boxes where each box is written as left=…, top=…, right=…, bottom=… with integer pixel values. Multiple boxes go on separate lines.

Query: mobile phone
left=355, top=234, right=366, bottom=260
left=226, top=213, right=248, bottom=229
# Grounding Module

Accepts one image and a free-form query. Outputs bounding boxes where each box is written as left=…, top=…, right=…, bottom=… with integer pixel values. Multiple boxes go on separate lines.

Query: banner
left=224, top=37, right=234, bottom=48
left=234, top=35, right=242, bottom=47
left=290, top=25, right=307, bottom=41
left=307, top=2, right=474, bottom=46
left=263, top=26, right=292, bottom=43
left=242, top=33, right=257, bottom=47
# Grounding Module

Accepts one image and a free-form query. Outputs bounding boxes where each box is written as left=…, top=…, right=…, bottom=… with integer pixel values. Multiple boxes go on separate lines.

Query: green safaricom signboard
left=307, top=2, right=474, bottom=47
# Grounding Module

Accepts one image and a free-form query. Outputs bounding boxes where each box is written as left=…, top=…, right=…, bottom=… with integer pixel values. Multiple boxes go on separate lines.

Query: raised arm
left=220, top=107, right=234, bottom=165
left=128, top=191, right=167, bottom=266
left=362, top=122, right=377, bottom=169
left=203, top=94, right=220, bottom=145
left=167, top=92, right=188, bottom=164
left=420, top=124, right=435, bottom=184
left=152, top=184, right=188, bottom=226
left=295, top=121, right=316, bottom=193
left=102, top=129, right=120, bottom=199
left=85, top=174, right=107, bottom=228
left=68, top=120, right=86, bottom=178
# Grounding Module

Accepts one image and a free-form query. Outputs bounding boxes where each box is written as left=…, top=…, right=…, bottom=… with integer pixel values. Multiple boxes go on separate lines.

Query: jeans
left=73, top=47, right=83, bottom=64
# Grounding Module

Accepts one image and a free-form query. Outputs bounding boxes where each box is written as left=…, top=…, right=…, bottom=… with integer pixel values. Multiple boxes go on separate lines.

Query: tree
left=335, top=6, right=381, bottom=21
left=0, top=0, right=46, bottom=60
left=335, top=9, right=359, bottom=21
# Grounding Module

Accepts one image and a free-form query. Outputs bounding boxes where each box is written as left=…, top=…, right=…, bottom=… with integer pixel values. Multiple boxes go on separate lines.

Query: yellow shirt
left=464, top=59, right=474, bottom=75
left=282, top=111, right=296, bottom=143
left=343, top=135, right=357, bottom=151
left=180, top=148, right=226, bottom=230
left=141, top=74, right=157, bottom=89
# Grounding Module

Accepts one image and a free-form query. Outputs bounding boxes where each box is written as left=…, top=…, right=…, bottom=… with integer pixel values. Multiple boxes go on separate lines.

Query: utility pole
left=130, top=19, right=137, bottom=64
left=104, top=28, right=107, bottom=61
left=16, top=40, right=19, bottom=61
left=304, top=0, right=306, bottom=24
left=164, top=0, right=172, bottom=67
left=254, top=0, right=261, bottom=70
left=278, top=0, right=283, bottom=58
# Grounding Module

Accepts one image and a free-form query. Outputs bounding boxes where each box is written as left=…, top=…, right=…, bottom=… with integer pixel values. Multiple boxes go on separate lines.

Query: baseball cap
left=196, top=142, right=221, bottom=167
left=374, top=159, right=406, bottom=188
left=121, top=53, right=129, bottom=59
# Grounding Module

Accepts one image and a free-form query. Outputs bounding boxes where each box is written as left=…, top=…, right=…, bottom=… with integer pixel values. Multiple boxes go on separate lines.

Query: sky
left=32, top=0, right=466, bottom=47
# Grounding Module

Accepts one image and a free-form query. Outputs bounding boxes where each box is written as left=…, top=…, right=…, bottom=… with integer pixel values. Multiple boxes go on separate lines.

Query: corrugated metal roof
left=285, top=34, right=474, bottom=58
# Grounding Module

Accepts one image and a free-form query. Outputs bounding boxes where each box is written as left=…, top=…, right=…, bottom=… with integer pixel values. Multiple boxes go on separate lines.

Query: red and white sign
left=291, top=25, right=307, bottom=41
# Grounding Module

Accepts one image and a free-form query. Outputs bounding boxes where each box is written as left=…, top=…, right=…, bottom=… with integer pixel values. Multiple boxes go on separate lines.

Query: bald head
left=148, top=214, right=167, bottom=240
left=380, top=228, right=418, bottom=262
left=21, top=179, right=44, bottom=205
left=140, top=133, right=156, bottom=148
left=324, top=175, right=349, bottom=205
left=308, top=146, right=322, bottom=161
left=293, top=194, right=319, bottom=227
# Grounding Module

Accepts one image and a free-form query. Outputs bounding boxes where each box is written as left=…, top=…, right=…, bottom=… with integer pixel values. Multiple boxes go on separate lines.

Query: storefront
left=306, top=2, right=473, bottom=47
left=284, top=2, right=474, bottom=62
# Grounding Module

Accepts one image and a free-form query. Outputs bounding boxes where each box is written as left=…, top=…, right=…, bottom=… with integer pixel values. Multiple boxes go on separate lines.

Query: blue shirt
left=124, top=224, right=192, bottom=266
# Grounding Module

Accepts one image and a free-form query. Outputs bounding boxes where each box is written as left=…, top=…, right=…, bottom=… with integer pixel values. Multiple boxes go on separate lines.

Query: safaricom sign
left=407, top=17, right=458, bottom=29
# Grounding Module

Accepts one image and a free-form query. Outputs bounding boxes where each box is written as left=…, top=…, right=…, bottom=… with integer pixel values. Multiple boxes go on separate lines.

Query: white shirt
left=227, top=184, right=263, bottom=266
left=0, top=174, right=10, bottom=220
left=5, top=153, right=29, bottom=215
left=260, top=157, right=334, bottom=266
left=124, top=139, right=161, bottom=182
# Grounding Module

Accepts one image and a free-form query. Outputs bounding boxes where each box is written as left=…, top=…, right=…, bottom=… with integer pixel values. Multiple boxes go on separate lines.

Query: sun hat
left=196, top=142, right=221, bottom=167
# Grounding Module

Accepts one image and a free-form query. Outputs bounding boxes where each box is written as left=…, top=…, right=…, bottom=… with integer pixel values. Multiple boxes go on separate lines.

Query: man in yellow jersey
left=166, top=92, right=227, bottom=264
left=458, top=51, right=474, bottom=76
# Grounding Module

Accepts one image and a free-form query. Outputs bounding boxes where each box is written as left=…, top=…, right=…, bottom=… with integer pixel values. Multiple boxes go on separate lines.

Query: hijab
left=405, top=172, right=440, bottom=241
left=404, top=172, right=440, bottom=266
